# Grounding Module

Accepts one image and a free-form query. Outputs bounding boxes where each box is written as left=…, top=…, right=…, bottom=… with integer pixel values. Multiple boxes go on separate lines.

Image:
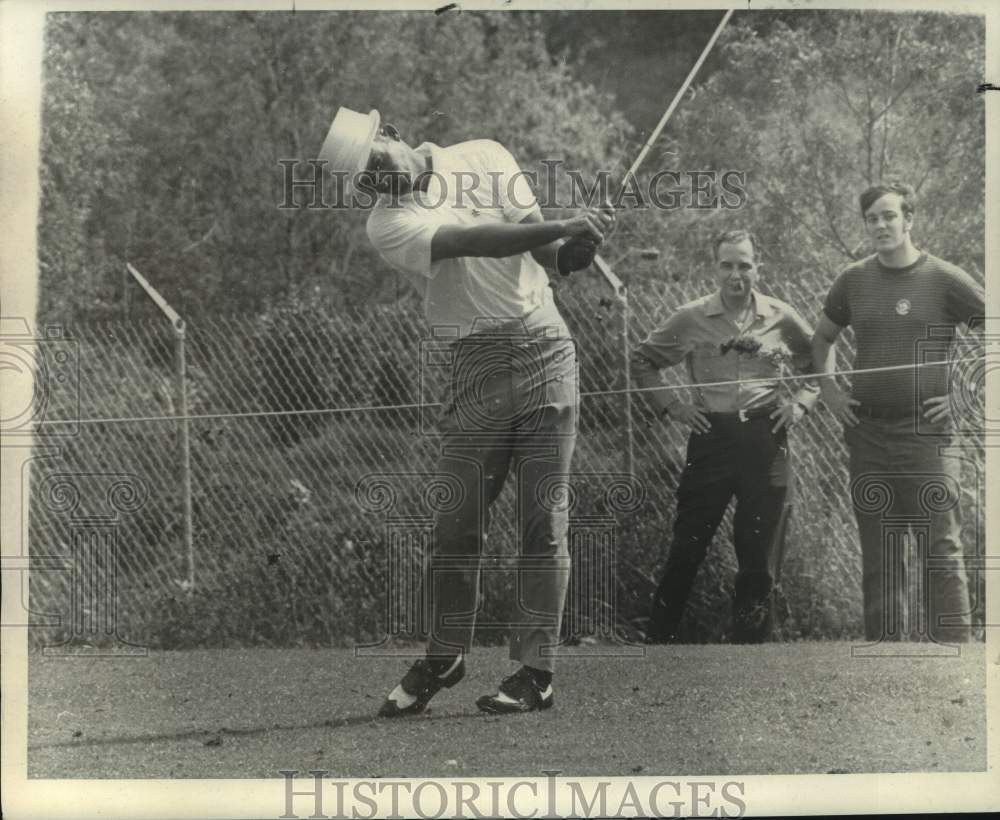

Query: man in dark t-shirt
left=812, top=182, right=984, bottom=644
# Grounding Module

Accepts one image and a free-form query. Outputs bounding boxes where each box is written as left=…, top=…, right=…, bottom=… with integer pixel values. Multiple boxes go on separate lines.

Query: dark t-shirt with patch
left=823, top=252, right=983, bottom=411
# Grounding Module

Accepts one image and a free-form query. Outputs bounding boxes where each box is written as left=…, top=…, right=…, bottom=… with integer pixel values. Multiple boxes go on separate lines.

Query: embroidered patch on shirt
left=895, top=298, right=911, bottom=316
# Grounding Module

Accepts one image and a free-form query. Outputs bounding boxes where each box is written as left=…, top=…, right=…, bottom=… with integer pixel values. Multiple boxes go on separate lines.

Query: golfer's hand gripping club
left=557, top=202, right=616, bottom=276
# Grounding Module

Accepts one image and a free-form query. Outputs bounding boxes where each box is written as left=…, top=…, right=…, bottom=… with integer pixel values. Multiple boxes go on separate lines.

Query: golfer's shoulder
left=446, top=139, right=520, bottom=171
left=365, top=203, right=393, bottom=235
left=365, top=200, right=424, bottom=243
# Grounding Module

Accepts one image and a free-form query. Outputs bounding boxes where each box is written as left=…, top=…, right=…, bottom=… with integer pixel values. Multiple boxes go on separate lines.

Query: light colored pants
left=426, top=332, right=577, bottom=672
left=844, top=417, right=972, bottom=643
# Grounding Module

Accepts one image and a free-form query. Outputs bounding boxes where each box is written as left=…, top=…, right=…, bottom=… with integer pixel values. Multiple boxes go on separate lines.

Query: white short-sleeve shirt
left=365, top=140, right=561, bottom=338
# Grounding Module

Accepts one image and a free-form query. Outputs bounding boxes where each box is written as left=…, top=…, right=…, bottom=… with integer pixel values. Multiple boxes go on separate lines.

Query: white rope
left=32, top=354, right=984, bottom=428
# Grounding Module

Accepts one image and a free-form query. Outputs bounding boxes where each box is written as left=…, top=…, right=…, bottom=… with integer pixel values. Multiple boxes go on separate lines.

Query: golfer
left=318, top=107, right=613, bottom=716
left=633, top=230, right=817, bottom=643
left=812, top=182, right=983, bottom=644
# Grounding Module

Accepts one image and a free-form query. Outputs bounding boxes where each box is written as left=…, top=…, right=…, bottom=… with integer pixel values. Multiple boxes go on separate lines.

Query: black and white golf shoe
left=476, top=666, right=554, bottom=714
left=377, top=654, right=465, bottom=718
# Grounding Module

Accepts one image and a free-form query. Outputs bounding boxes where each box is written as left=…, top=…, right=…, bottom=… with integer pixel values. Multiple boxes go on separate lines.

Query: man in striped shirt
left=812, top=182, right=984, bottom=644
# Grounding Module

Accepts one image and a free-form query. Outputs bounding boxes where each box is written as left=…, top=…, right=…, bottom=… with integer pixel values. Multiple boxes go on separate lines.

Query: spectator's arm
left=812, top=312, right=859, bottom=425
left=631, top=312, right=691, bottom=416
left=783, top=307, right=820, bottom=413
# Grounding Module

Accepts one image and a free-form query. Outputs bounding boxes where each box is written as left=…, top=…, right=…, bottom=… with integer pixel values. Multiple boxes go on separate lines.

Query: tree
left=37, top=11, right=630, bottom=321
left=613, top=10, right=985, bottom=305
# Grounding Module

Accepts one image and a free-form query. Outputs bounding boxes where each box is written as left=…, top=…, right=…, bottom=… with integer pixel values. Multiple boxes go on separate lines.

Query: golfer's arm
left=430, top=219, right=568, bottom=262
left=522, top=210, right=564, bottom=269
left=811, top=314, right=844, bottom=391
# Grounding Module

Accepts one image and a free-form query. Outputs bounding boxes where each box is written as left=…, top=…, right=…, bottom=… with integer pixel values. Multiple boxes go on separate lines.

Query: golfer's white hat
left=318, top=106, right=381, bottom=198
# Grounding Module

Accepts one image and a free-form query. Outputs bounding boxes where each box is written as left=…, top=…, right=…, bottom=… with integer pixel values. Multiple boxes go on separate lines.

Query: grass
left=28, top=642, right=986, bottom=779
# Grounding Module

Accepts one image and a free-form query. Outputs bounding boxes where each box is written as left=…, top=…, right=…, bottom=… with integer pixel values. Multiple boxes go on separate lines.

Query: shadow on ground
left=27, top=643, right=987, bottom=778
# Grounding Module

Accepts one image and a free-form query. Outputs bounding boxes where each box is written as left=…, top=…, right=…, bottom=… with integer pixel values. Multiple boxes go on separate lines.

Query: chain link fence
left=26, top=271, right=986, bottom=650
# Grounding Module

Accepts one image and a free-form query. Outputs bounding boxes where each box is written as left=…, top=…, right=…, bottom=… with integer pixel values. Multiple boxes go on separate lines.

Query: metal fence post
left=174, top=320, right=195, bottom=592
left=593, top=254, right=635, bottom=477
left=621, top=288, right=635, bottom=478
left=126, top=263, right=194, bottom=592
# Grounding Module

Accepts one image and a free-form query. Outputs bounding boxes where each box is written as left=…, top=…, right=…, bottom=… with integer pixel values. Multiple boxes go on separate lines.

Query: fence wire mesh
left=26, top=275, right=986, bottom=649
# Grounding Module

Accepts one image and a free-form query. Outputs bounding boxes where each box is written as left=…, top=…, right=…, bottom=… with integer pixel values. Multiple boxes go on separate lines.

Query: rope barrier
left=32, top=354, right=984, bottom=427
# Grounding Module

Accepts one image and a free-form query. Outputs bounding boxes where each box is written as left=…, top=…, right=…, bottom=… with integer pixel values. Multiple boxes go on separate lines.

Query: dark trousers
left=650, top=414, right=789, bottom=643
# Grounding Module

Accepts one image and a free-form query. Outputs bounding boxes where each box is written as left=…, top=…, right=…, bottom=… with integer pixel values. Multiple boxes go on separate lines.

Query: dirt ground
left=27, top=642, right=986, bottom=779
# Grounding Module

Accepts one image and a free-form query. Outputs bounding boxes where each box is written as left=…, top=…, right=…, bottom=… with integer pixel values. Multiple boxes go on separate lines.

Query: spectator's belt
left=854, top=404, right=918, bottom=421
left=704, top=404, right=778, bottom=423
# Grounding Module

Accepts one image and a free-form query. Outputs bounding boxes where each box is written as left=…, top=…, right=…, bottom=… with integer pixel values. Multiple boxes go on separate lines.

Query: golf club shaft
left=592, top=9, right=734, bottom=294
left=618, top=8, right=734, bottom=196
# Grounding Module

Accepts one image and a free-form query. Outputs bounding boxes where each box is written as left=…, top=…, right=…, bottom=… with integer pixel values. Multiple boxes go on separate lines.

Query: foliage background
left=30, top=9, right=986, bottom=648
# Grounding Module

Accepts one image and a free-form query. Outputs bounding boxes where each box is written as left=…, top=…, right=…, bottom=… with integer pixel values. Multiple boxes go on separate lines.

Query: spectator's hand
left=769, top=401, right=806, bottom=433
left=922, top=394, right=952, bottom=425
left=821, top=382, right=860, bottom=426
left=556, top=236, right=598, bottom=275
left=668, top=402, right=712, bottom=435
